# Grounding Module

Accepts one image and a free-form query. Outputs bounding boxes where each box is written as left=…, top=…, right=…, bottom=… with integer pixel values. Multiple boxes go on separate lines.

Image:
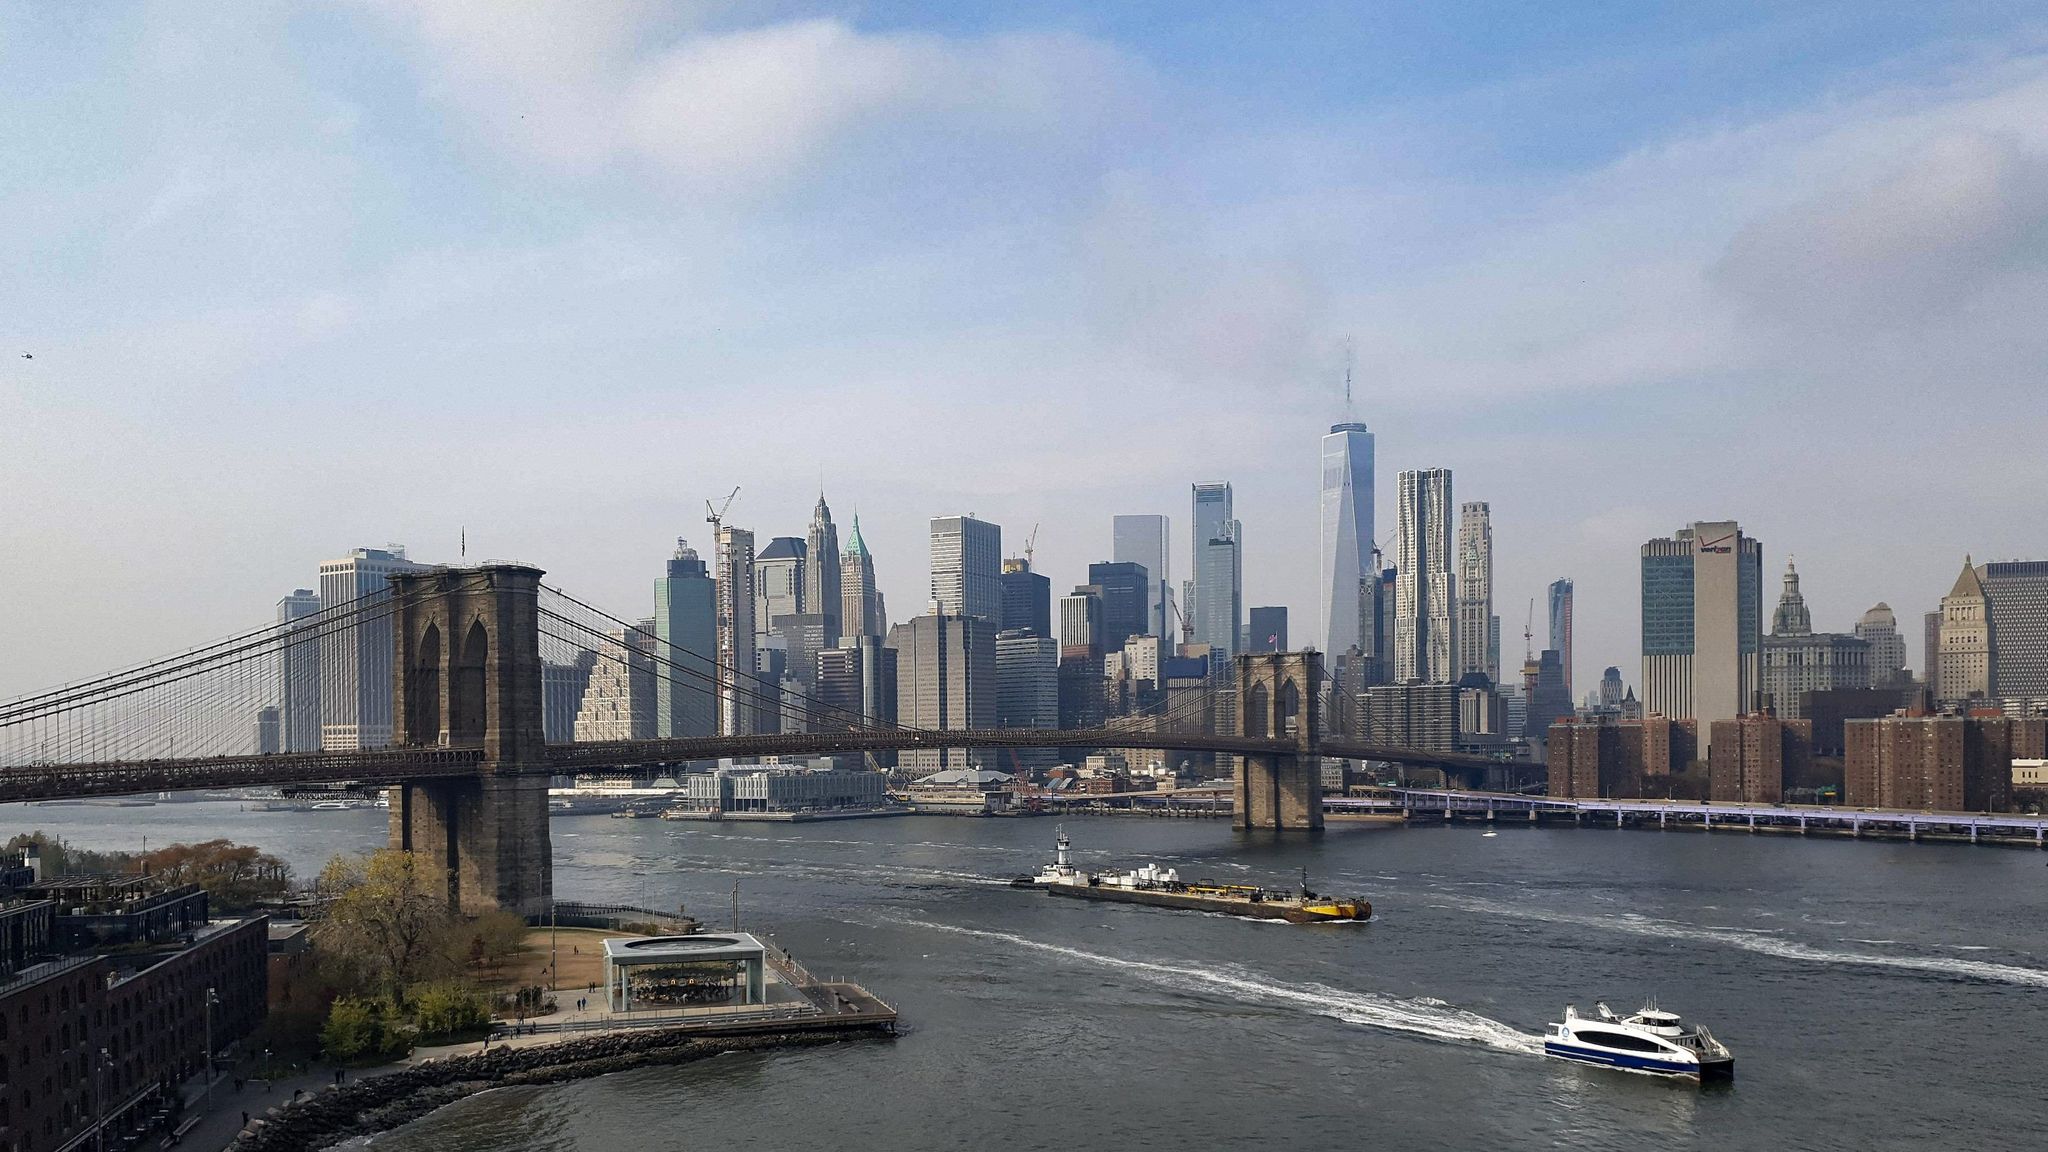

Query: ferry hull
left=1544, top=1041, right=1734, bottom=1080
left=1042, top=882, right=1368, bottom=923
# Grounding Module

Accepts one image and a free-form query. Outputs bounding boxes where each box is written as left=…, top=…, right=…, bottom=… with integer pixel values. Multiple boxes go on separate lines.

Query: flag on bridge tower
left=461, top=527, right=467, bottom=559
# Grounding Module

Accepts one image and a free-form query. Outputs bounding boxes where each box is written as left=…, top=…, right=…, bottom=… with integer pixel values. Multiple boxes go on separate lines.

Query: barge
left=1013, top=831, right=1370, bottom=924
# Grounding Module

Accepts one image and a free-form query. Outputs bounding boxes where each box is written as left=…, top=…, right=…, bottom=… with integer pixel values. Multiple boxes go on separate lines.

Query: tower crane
left=1524, top=598, right=1536, bottom=663
left=705, top=486, right=739, bottom=534
left=1024, top=523, right=1039, bottom=569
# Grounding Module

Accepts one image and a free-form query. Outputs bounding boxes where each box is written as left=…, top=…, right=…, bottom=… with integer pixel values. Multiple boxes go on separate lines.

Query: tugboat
left=1544, top=1002, right=1734, bottom=1080
left=1013, top=831, right=1369, bottom=924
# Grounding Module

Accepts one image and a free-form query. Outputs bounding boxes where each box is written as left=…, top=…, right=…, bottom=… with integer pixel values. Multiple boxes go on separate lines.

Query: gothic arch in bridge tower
left=451, top=617, right=489, bottom=743
left=1232, top=651, right=1324, bottom=831
left=408, top=622, right=442, bottom=743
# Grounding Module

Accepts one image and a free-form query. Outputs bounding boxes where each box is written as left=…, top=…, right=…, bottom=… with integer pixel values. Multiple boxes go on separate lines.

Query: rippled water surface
left=15, top=801, right=2047, bottom=1150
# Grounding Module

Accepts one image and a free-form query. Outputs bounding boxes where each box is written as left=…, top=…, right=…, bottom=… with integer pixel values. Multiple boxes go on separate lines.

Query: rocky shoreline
left=227, top=1027, right=893, bottom=1152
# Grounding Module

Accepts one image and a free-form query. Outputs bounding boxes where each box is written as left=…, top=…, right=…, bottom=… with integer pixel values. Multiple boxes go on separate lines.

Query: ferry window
left=1577, top=1029, right=1663, bottom=1053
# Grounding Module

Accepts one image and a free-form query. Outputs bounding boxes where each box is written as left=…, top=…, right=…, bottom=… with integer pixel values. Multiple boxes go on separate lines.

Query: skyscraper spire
left=807, top=491, right=843, bottom=645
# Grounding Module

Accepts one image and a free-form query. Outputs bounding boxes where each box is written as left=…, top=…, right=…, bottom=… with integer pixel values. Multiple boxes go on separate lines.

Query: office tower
left=1248, top=607, right=1288, bottom=654
left=996, top=628, right=1060, bottom=771
left=1088, top=561, right=1151, bottom=655
left=1358, top=683, right=1459, bottom=753
left=1599, top=667, right=1625, bottom=709
left=255, top=706, right=280, bottom=756
left=1855, top=603, right=1909, bottom=688
left=1923, top=610, right=1942, bottom=689
left=771, top=613, right=832, bottom=697
left=814, top=645, right=865, bottom=732
left=1761, top=562, right=1870, bottom=718
left=754, top=537, right=806, bottom=633
left=1394, top=469, right=1456, bottom=683
left=1319, top=423, right=1375, bottom=669
left=275, top=588, right=321, bottom=752
left=573, top=623, right=657, bottom=741
left=1113, top=514, right=1171, bottom=641
left=1846, top=714, right=2014, bottom=812
left=1640, top=521, right=1763, bottom=754
left=889, top=612, right=997, bottom=773
left=1454, top=502, right=1496, bottom=683
left=1977, top=560, right=2048, bottom=702
left=715, top=525, right=758, bottom=736
left=318, top=545, right=427, bottom=751
left=1059, top=587, right=1107, bottom=730
left=1548, top=578, right=1575, bottom=700
left=840, top=515, right=887, bottom=641
left=805, top=495, right=842, bottom=645
left=1937, top=558, right=1991, bottom=702
left=1528, top=650, right=1574, bottom=736
left=1000, top=557, right=1052, bottom=638
left=1191, top=483, right=1243, bottom=664
left=753, top=639, right=788, bottom=734
left=542, top=651, right=597, bottom=742
left=1358, top=566, right=1395, bottom=686
left=654, top=539, right=717, bottom=740
left=930, top=515, right=1002, bottom=622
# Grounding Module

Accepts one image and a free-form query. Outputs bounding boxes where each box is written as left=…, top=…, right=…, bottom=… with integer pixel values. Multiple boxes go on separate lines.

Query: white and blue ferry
left=1544, top=1002, right=1734, bottom=1080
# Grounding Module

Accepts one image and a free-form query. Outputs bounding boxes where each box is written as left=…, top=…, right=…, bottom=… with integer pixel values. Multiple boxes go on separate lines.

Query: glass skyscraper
left=1319, top=423, right=1374, bottom=665
left=930, top=515, right=1003, bottom=622
left=1191, top=483, right=1241, bottom=665
left=1112, top=514, right=1170, bottom=641
left=654, top=539, right=717, bottom=739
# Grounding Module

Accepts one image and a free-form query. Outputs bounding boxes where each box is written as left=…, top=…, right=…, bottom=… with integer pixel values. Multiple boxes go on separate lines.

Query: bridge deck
left=1327, top=789, right=2048, bottom=841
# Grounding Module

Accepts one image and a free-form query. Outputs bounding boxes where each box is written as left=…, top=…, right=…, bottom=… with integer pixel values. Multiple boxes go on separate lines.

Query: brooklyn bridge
left=0, top=564, right=1502, bottom=915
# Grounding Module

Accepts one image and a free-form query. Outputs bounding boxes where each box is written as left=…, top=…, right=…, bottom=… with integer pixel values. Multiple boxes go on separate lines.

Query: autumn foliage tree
left=315, top=849, right=455, bottom=1003
left=139, top=839, right=292, bottom=910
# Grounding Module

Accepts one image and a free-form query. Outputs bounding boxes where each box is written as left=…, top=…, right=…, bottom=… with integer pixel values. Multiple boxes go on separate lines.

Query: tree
left=139, top=839, right=292, bottom=910
left=4, top=831, right=135, bottom=877
left=315, top=850, right=454, bottom=1002
left=320, top=997, right=412, bottom=1062
left=411, top=983, right=492, bottom=1041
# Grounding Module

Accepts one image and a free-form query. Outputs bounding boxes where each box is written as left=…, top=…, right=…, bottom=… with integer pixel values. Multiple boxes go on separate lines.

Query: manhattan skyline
left=5, top=4, right=2048, bottom=698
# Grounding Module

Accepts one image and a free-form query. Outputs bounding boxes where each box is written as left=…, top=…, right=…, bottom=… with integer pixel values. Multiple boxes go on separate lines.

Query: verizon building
left=1640, top=522, right=1762, bottom=755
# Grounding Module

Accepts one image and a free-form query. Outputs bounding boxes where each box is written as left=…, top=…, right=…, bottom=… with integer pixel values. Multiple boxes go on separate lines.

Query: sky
left=4, top=1, right=2048, bottom=699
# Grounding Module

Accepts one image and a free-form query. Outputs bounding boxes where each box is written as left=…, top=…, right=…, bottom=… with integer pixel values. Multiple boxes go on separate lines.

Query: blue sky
left=5, top=1, right=2048, bottom=696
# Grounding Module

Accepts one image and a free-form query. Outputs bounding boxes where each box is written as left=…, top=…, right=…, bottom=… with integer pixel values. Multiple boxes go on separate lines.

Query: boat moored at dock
left=1013, top=832, right=1370, bottom=924
left=1544, top=1002, right=1733, bottom=1080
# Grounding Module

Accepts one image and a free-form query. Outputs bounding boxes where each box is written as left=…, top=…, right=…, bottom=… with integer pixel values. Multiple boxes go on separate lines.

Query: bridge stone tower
left=387, top=564, right=552, bottom=916
left=1234, top=651, right=1324, bottom=830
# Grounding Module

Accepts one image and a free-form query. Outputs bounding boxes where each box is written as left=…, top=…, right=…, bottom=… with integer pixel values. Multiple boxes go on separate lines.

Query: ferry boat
left=1544, top=1002, right=1734, bottom=1080
left=1013, top=832, right=1369, bottom=924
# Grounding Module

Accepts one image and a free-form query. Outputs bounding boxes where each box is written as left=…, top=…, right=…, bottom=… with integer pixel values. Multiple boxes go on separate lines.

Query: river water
left=11, top=801, right=2047, bottom=1151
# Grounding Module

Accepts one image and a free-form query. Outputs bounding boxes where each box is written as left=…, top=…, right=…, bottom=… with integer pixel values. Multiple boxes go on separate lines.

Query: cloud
left=363, top=3, right=1137, bottom=195
left=1715, top=129, right=2048, bottom=328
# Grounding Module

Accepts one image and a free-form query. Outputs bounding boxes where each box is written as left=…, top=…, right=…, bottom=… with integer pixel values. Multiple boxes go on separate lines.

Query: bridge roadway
left=0, top=729, right=1500, bottom=804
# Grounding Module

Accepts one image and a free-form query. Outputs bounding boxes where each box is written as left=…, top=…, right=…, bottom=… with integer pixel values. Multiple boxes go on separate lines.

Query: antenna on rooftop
left=1343, top=337, right=1355, bottom=414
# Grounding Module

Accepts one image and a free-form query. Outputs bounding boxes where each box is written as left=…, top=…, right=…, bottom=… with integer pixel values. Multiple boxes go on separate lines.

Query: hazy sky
left=5, top=2, right=2048, bottom=699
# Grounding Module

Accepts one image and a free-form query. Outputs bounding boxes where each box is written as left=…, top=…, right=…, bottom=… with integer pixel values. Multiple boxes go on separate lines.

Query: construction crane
left=1523, top=598, right=1536, bottom=663
left=1169, top=592, right=1196, bottom=652
left=705, top=486, right=739, bottom=534
left=1024, top=523, right=1039, bottom=569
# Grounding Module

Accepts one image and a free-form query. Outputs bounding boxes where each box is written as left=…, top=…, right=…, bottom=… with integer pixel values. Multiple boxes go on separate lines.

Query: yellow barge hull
left=1043, top=883, right=1369, bottom=923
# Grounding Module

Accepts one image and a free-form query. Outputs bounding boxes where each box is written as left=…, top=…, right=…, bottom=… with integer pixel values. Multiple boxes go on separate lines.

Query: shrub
left=412, top=983, right=493, bottom=1041
left=320, top=997, right=413, bottom=1063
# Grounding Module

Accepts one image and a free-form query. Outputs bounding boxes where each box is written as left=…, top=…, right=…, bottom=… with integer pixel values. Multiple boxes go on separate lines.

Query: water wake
left=1443, top=897, right=2048, bottom=988
left=889, top=916, right=1543, bottom=1055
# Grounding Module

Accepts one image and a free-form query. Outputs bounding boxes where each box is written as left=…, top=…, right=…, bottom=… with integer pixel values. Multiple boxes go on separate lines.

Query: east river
left=11, top=800, right=2047, bottom=1151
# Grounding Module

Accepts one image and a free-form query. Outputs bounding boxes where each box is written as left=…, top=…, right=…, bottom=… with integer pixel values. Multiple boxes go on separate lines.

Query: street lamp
left=96, top=1046, right=110, bottom=1152
left=203, top=988, right=219, bottom=1112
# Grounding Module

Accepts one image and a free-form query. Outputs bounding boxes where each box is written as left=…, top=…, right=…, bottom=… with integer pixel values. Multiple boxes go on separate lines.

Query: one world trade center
left=1319, top=422, right=1375, bottom=670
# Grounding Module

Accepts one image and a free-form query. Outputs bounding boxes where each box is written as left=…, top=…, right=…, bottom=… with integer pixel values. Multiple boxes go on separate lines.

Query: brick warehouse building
left=2, top=865, right=267, bottom=1152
